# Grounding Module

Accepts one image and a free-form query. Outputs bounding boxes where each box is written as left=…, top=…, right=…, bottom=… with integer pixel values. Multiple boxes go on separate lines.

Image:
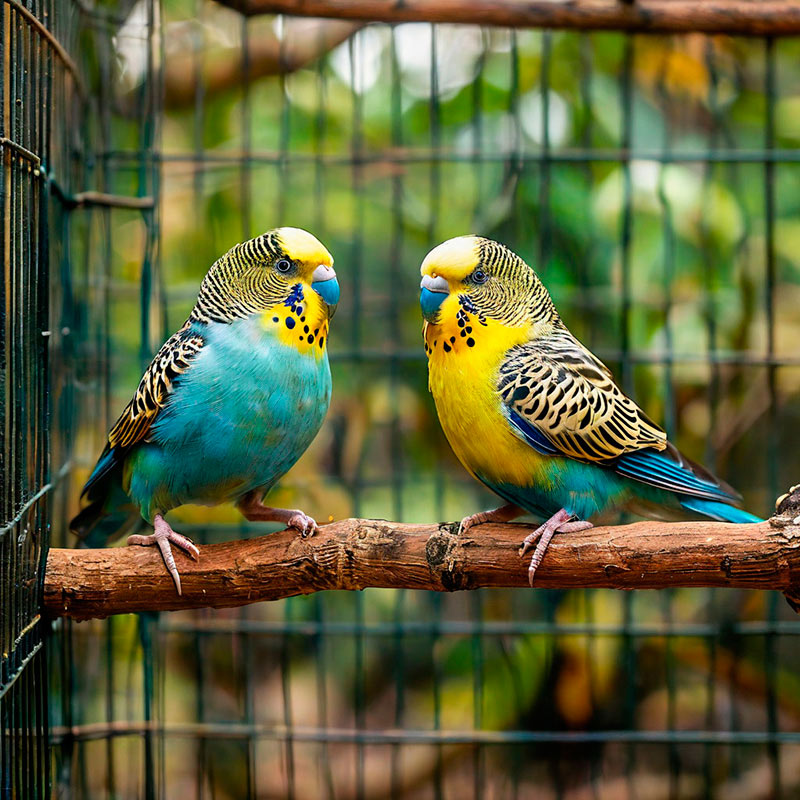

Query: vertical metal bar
left=656, top=48, right=676, bottom=438
left=142, top=0, right=161, bottom=790
left=701, top=41, right=721, bottom=472
left=425, top=23, right=446, bottom=800
left=507, top=29, right=524, bottom=252
left=699, top=39, right=726, bottom=800
left=538, top=30, right=551, bottom=272
left=575, top=33, right=604, bottom=800
left=277, top=16, right=290, bottom=221
left=274, top=18, right=298, bottom=800
left=240, top=15, right=252, bottom=243
left=187, top=4, right=208, bottom=797
left=388, top=25, right=406, bottom=800
left=312, top=40, right=335, bottom=800
left=654, top=38, right=680, bottom=800
left=618, top=31, right=637, bottom=800
left=1, top=1, right=9, bottom=715
left=34, top=2, right=50, bottom=794
left=471, top=591, right=484, bottom=800
left=471, top=24, right=492, bottom=800
left=433, top=602, right=444, bottom=800
left=89, top=8, right=117, bottom=796
left=347, top=28, right=367, bottom=800
left=429, top=24, right=445, bottom=525
left=281, top=602, right=297, bottom=800
left=619, top=35, right=634, bottom=395
left=763, top=34, right=781, bottom=800
left=238, top=12, right=257, bottom=799
left=390, top=589, right=406, bottom=800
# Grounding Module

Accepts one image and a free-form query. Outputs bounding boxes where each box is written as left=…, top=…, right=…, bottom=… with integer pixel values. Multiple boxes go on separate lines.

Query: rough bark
left=217, top=0, right=800, bottom=37
left=45, top=511, right=800, bottom=620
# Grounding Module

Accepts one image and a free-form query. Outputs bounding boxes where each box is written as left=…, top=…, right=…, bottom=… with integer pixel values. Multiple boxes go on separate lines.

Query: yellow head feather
left=420, top=235, right=481, bottom=283
left=274, top=226, right=333, bottom=272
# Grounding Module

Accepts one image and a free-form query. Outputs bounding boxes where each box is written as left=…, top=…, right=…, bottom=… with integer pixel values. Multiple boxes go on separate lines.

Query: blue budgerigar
left=71, top=227, right=340, bottom=593
left=419, top=235, right=762, bottom=584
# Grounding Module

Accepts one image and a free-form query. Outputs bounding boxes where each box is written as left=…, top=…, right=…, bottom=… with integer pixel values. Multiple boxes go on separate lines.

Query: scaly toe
left=457, top=514, right=484, bottom=536
left=519, top=529, right=544, bottom=558
left=167, top=531, right=200, bottom=560
left=126, top=525, right=199, bottom=596
left=288, top=512, right=319, bottom=538
left=528, top=560, right=539, bottom=588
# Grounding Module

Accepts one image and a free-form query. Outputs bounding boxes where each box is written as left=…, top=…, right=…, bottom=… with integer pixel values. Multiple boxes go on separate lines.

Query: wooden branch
left=164, top=18, right=361, bottom=108
left=45, top=503, right=800, bottom=620
left=219, top=0, right=800, bottom=36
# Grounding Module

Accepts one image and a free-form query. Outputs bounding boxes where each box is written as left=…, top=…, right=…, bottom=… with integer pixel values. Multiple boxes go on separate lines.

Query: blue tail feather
left=680, top=497, right=763, bottom=524
left=82, top=446, right=119, bottom=498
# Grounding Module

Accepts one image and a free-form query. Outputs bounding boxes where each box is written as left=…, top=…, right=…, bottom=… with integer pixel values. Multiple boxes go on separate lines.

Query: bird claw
left=127, top=515, right=199, bottom=596
left=518, top=510, right=593, bottom=586
left=457, top=504, right=522, bottom=536
left=237, top=496, right=322, bottom=537
left=457, top=512, right=486, bottom=536
left=519, top=529, right=542, bottom=558
left=287, top=511, right=320, bottom=538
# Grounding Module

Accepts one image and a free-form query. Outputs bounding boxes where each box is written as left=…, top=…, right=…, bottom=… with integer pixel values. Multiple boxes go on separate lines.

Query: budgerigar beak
left=420, top=274, right=449, bottom=322
left=311, top=264, right=340, bottom=312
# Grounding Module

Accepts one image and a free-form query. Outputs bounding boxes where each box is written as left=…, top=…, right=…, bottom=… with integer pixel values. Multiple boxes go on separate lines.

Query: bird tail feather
left=70, top=476, right=141, bottom=548
left=679, top=497, right=763, bottom=524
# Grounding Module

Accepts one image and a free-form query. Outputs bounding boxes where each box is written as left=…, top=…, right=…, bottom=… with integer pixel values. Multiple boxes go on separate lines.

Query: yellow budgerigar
left=419, top=235, right=761, bottom=584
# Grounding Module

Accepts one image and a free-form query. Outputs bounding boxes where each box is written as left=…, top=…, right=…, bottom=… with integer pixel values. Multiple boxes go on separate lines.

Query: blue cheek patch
left=312, top=277, right=340, bottom=307
left=420, top=288, right=447, bottom=321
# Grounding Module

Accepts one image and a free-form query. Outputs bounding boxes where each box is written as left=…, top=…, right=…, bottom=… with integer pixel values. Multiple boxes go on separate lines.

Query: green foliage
left=58, top=7, right=800, bottom=796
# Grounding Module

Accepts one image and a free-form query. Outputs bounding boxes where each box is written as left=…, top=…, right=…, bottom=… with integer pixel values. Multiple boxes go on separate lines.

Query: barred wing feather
left=499, top=334, right=741, bottom=504
left=81, top=323, right=205, bottom=498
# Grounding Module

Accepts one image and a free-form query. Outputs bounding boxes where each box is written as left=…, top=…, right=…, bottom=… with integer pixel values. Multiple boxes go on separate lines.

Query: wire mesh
left=0, top=0, right=159, bottom=796
left=2, top=1, right=800, bottom=798
left=0, top=0, right=87, bottom=795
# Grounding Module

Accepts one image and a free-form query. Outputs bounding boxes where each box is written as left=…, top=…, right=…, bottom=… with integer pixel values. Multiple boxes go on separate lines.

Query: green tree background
left=52, top=3, right=800, bottom=797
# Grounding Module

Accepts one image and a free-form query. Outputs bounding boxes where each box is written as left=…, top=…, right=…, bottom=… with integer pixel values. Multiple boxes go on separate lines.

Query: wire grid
left=0, top=0, right=91, bottom=795
left=26, top=2, right=800, bottom=798
left=41, top=0, right=162, bottom=796
left=0, top=0, right=159, bottom=796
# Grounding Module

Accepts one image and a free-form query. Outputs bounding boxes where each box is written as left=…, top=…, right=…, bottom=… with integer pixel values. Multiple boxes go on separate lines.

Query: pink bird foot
left=519, top=508, right=593, bottom=586
left=237, top=491, right=321, bottom=538
left=457, top=503, right=525, bottom=535
left=127, top=513, right=200, bottom=595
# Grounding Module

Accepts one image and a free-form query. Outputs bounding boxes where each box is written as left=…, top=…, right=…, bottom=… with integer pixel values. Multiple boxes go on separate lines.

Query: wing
left=498, top=332, right=667, bottom=462
left=81, top=322, right=205, bottom=498
left=498, top=333, right=739, bottom=504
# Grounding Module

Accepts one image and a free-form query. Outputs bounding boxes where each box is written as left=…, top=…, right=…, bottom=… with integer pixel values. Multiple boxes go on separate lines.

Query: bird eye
left=472, top=269, right=488, bottom=284
left=276, top=258, right=292, bottom=273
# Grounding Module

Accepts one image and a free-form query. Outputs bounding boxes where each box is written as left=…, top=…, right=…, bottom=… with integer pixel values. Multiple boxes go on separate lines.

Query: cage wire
left=0, top=1, right=52, bottom=794
left=1, top=0, right=159, bottom=797
left=0, top=0, right=94, bottom=795
left=2, top=0, right=800, bottom=798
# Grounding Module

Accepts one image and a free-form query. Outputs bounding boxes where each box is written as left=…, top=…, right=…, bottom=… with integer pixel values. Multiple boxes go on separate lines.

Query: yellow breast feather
left=424, top=294, right=552, bottom=489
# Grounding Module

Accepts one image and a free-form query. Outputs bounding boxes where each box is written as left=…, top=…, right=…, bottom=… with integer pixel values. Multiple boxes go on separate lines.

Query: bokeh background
left=25, top=0, right=800, bottom=796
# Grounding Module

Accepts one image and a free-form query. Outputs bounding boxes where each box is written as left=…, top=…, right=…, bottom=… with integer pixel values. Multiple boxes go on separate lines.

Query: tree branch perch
left=219, top=0, right=800, bottom=37
left=45, top=499, right=800, bottom=620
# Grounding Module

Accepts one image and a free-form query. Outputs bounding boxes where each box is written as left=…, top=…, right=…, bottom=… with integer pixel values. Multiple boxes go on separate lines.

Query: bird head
left=419, top=236, right=558, bottom=332
left=193, top=227, right=339, bottom=323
